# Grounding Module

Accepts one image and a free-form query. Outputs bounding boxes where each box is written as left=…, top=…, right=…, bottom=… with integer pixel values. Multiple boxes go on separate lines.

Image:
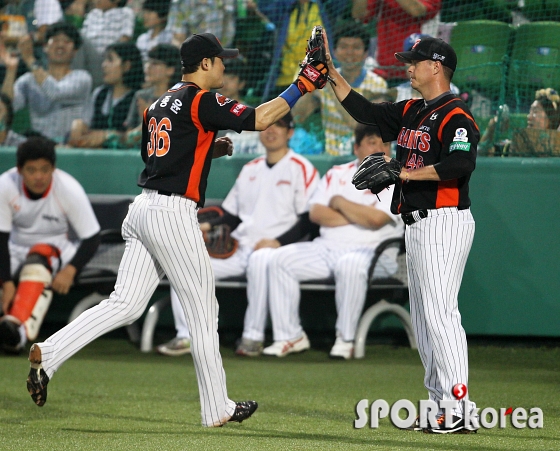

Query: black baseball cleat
left=424, top=414, right=478, bottom=434
left=228, top=401, right=258, bottom=423
left=0, top=318, right=22, bottom=353
left=27, top=344, right=50, bottom=407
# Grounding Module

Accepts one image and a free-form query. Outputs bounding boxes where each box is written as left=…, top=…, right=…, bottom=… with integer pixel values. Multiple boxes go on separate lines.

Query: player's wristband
left=279, top=83, right=303, bottom=108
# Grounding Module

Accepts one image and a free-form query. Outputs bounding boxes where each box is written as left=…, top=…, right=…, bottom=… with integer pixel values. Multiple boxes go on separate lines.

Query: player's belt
left=401, top=209, right=428, bottom=226
left=158, top=190, right=175, bottom=196
left=401, top=206, right=469, bottom=225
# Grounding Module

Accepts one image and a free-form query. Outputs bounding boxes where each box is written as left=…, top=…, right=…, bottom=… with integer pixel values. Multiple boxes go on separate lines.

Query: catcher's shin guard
left=9, top=264, right=53, bottom=340
left=8, top=244, right=58, bottom=340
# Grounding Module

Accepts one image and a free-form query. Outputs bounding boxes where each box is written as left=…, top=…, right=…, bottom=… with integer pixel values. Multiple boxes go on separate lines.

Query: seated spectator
left=262, top=124, right=404, bottom=359
left=219, top=58, right=265, bottom=154
left=136, top=0, right=173, bottom=62
left=480, top=88, right=560, bottom=156
left=80, top=0, right=134, bottom=56
left=120, top=43, right=180, bottom=148
left=68, top=42, right=143, bottom=148
left=156, top=112, right=319, bottom=357
left=167, top=0, right=235, bottom=48
left=260, top=0, right=331, bottom=100
left=292, top=20, right=387, bottom=155
left=0, top=137, right=100, bottom=354
left=394, top=33, right=460, bottom=102
left=352, top=0, right=441, bottom=85
left=0, top=92, right=27, bottom=146
left=1, top=22, right=92, bottom=143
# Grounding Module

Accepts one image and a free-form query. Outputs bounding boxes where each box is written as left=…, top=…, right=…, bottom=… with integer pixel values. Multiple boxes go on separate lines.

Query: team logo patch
left=215, top=93, right=233, bottom=106
left=412, top=39, right=421, bottom=49
left=450, top=142, right=471, bottom=152
left=230, top=103, right=247, bottom=116
left=433, top=53, right=446, bottom=62
left=453, top=128, right=468, bottom=142
left=429, top=113, right=438, bottom=121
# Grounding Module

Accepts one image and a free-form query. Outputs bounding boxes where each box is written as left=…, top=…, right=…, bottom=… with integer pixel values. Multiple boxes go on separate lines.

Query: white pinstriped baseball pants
left=170, top=246, right=277, bottom=342
left=267, top=240, right=397, bottom=342
left=405, top=207, right=476, bottom=416
left=36, top=189, right=236, bottom=427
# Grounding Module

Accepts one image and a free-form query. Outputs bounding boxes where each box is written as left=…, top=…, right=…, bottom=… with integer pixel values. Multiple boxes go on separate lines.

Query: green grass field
left=1, top=339, right=559, bottom=451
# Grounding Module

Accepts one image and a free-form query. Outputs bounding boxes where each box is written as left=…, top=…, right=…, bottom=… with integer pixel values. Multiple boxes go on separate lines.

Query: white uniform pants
left=37, top=190, right=236, bottom=427
left=267, top=240, right=396, bottom=342
left=170, top=246, right=277, bottom=342
left=405, top=207, right=476, bottom=416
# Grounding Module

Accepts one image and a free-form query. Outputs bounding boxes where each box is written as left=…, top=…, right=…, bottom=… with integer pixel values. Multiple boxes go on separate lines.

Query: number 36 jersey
left=138, top=82, right=254, bottom=207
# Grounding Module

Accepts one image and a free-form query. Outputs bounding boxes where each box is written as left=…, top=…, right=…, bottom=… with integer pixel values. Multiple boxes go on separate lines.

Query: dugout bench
left=70, top=196, right=416, bottom=357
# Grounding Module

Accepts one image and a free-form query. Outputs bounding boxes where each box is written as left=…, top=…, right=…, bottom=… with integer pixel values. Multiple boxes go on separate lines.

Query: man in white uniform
left=262, top=124, right=404, bottom=359
left=0, top=137, right=100, bottom=354
left=157, top=112, right=319, bottom=357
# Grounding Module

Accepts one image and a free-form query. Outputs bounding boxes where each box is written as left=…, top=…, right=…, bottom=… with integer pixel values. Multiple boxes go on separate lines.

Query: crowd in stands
left=0, top=0, right=557, bottom=155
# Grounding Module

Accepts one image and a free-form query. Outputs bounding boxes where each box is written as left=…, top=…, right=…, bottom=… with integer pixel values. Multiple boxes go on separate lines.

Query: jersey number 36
left=147, top=117, right=172, bottom=157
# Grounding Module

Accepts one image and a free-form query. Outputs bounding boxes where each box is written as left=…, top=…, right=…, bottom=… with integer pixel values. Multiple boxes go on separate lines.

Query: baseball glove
left=197, top=206, right=238, bottom=259
left=352, top=152, right=402, bottom=195
left=295, top=25, right=330, bottom=95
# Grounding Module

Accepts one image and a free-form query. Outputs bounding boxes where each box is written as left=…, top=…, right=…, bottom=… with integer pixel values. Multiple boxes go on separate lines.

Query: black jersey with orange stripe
left=341, top=91, right=479, bottom=214
left=137, top=82, right=254, bottom=207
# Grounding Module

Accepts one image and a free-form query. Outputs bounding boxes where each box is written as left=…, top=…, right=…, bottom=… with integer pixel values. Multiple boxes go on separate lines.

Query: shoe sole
left=156, top=348, right=191, bottom=356
left=262, top=346, right=309, bottom=357
left=424, top=427, right=478, bottom=434
left=27, top=344, right=48, bottom=407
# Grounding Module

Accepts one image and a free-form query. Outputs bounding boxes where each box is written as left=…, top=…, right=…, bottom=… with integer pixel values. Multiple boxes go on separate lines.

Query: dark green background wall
left=1, top=148, right=558, bottom=337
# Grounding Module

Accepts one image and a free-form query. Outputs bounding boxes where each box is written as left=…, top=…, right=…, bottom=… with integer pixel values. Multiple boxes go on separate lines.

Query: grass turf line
left=0, top=339, right=559, bottom=450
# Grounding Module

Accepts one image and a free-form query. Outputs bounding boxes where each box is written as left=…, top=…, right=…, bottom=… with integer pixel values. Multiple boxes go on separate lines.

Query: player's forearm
left=400, top=165, right=441, bottom=182
left=330, top=196, right=391, bottom=229
left=254, top=97, right=291, bottom=130
left=309, top=204, right=349, bottom=227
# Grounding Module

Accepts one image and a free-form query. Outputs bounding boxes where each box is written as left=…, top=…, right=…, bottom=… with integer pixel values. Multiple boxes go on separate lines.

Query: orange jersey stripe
left=290, top=156, right=318, bottom=191
left=402, top=99, right=416, bottom=117
left=436, top=179, right=459, bottom=208
left=437, top=108, right=480, bottom=142
left=185, top=90, right=213, bottom=202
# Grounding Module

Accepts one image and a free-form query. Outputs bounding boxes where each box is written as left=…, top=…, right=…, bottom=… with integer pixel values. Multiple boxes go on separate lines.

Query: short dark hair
left=181, top=56, right=215, bottom=75
left=16, top=137, right=56, bottom=168
left=354, top=123, right=382, bottom=146
left=106, top=42, right=144, bottom=90
left=0, top=92, right=14, bottom=128
left=45, top=21, right=82, bottom=49
left=334, top=20, right=371, bottom=52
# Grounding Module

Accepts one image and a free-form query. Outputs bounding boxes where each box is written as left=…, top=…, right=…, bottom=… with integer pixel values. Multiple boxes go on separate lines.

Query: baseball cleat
left=156, top=337, right=191, bottom=356
left=235, top=338, right=263, bottom=357
left=262, top=332, right=310, bottom=357
left=329, top=336, right=354, bottom=360
left=27, top=344, right=50, bottom=407
left=0, top=319, right=23, bottom=354
left=424, top=414, right=478, bottom=434
left=228, top=401, right=258, bottom=423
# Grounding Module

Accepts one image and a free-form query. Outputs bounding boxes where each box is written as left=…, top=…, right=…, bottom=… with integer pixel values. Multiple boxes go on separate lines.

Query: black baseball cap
left=275, top=112, right=294, bottom=129
left=395, top=36, right=457, bottom=72
left=180, top=33, right=239, bottom=67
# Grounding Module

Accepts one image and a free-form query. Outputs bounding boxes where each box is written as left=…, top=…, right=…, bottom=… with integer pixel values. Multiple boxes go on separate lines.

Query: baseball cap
left=180, top=33, right=239, bottom=67
left=403, top=33, right=431, bottom=52
left=395, top=36, right=457, bottom=72
left=275, top=112, right=294, bottom=129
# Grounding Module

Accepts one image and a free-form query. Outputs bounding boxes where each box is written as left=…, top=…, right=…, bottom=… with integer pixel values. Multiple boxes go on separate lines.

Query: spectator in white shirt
left=81, top=0, right=135, bottom=55
left=136, top=0, right=173, bottom=62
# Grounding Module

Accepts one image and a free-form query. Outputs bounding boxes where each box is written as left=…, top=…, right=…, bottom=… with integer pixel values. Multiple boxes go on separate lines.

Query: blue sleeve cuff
left=279, top=84, right=303, bottom=109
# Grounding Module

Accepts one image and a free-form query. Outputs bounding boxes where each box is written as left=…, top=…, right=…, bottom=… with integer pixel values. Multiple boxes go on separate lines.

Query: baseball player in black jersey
left=322, top=32, right=480, bottom=433
left=25, top=32, right=322, bottom=427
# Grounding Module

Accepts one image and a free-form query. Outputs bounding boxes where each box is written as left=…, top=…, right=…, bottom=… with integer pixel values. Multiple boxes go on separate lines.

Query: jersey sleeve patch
left=453, top=127, right=468, bottom=142
left=230, top=103, right=247, bottom=116
left=449, top=141, right=471, bottom=152
left=215, top=93, right=234, bottom=106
